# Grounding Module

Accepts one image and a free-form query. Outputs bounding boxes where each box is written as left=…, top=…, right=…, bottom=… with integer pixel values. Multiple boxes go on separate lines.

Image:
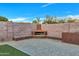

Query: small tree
left=32, top=17, right=41, bottom=24
left=58, top=19, right=65, bottom=23
left=42, top=15, right=58, bottom=24
left=0, top=16, right=8, bottom=21
left=67, top=18, right=76, bottom=23
left=43, top=19, right=53, bottom=24
left=74, top=19, right=79, bottom=22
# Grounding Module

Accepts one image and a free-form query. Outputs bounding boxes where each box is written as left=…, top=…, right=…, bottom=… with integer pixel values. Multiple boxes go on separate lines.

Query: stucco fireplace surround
left=32, top=24, right=47, bottom=38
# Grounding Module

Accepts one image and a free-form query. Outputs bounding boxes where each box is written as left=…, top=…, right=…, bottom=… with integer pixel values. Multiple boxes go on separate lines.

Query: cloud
left=9, top=17, right=30, bottom=22
left=58, top=15, right=79, bottom=20
left=66, top=15, right=79, bottom=19
left=41, top=3, right=53, bottom=8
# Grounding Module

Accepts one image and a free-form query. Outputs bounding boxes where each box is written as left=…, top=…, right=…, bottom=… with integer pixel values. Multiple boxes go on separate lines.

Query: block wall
left=0, top=22, right=79, bottom=41
left=12, top=23, right=36, bottom=38
left=42, top=23, right=69, bottom=38
left=0, top=22, right=8, bottom=41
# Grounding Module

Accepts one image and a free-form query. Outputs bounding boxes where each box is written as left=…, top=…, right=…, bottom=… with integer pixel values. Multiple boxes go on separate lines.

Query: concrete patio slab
left=4, top=38, right=79, bottom=56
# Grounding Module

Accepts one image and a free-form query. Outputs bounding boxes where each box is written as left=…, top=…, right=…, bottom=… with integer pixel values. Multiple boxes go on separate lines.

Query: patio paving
left=3, top=38, right=79, bottom=56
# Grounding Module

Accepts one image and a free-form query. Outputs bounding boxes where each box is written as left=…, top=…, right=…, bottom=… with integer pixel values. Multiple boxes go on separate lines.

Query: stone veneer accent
left=0, top=22, right=79, bottom=41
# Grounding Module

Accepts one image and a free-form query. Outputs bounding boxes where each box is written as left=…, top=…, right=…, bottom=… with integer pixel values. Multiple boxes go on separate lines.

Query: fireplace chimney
left=37, top=24, right=42, bottom=30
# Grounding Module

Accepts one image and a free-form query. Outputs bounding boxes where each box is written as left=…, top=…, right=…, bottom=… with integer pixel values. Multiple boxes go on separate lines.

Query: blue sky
left=0, top=3, right=79, bottom=22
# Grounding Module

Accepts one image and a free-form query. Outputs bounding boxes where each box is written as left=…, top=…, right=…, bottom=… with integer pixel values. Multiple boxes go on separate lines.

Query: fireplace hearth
left=32, top=24, right=47, bottom=37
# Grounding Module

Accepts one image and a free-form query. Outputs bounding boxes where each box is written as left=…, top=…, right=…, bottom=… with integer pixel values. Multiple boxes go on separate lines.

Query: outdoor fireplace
left=32, top=24, right=47, bottom=37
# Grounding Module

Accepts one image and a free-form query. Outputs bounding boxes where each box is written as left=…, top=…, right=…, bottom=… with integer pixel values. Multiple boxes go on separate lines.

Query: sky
left=0, top=3, right=79, bottom=22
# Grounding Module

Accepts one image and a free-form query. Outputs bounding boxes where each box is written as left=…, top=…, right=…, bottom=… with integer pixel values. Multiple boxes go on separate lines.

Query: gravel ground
left=3, top=38, right=79, bottom=56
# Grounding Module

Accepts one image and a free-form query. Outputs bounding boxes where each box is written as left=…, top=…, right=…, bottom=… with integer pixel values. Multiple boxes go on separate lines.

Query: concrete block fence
left=0, top=22, right=79, bottom=41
